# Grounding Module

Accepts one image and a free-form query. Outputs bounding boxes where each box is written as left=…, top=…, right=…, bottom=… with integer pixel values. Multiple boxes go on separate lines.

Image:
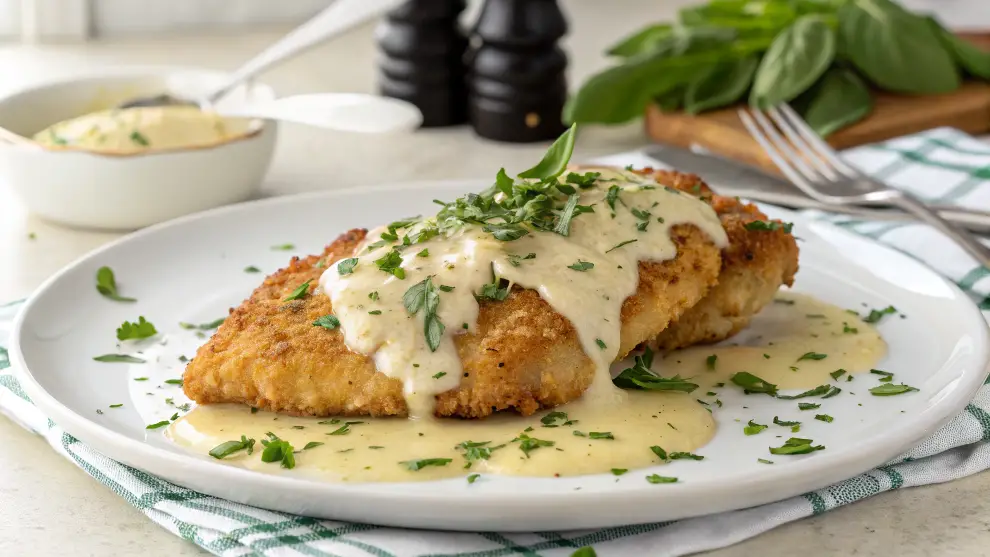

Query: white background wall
left=0, top=0, right=987, bottom=42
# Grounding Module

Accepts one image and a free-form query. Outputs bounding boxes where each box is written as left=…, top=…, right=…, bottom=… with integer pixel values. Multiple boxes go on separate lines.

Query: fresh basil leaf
left=839, top=0, right=959, bottom=94
left=606, top=24, right=673, bottom=57
left=795, top=67, right=873, bottom=137
left=927, top=17, right=990, bottom=79
left=685, top=55, right=758, bottom=114
left=518, top=124, right=577, bottom=180
left=750, top=15, right=835, bottom=108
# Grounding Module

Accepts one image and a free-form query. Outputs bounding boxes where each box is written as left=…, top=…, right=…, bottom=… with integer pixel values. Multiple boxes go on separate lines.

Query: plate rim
left=10, top=181, right=990, bottom=531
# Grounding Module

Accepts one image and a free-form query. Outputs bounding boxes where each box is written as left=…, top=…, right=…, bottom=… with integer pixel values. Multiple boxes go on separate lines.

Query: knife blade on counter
left=641, top=145, right=990, bottom=234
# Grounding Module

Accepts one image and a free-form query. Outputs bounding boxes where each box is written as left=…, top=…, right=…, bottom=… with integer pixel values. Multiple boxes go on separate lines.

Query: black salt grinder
left=375, top=0, right=468, bottom=127
left=467, top=0, right=568, bottom=142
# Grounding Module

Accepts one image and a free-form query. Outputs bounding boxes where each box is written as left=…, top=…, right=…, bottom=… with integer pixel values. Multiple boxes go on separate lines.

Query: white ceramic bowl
left=0, top=67, right=278, bottom=231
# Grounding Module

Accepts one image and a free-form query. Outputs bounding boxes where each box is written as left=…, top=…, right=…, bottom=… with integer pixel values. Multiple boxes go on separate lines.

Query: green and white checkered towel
left=1, top=127, right=989, bottom=557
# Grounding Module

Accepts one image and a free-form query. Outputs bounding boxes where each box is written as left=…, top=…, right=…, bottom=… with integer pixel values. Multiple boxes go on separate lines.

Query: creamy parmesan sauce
left=167, top=293, right=886, bottom=482
left=33, top=106, right=255, bottom=154
left=318, top=168, right=729, bottom=416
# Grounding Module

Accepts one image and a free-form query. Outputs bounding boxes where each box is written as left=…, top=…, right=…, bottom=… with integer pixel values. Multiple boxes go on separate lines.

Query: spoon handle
left=216, top=93, right=423, bottom=133
left=205, top=0, right=405, bottom=105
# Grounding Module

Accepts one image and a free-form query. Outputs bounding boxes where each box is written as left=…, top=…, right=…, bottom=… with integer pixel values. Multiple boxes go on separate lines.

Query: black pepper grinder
left=375, top=0, right=468, bottom=127
left=467, top=0, right=568, bottom=142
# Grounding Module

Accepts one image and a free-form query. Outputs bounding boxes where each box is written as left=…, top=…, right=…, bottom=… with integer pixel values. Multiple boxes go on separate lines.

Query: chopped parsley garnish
left=646, top=474, right=678, bottom=484
left=244, top=266, right=261, bottom=273
left=568, top=260, right=594, bottom=271
left=313, top=315, right=340, bottom=330
left=477, top=270, right=510, bottom=302
left=731, top=372, right=778, bottom=396
left=146, top=413, right=179, bottom=430
left=164, top=379, right=183, bottom=385
left=401, top=458, right=453, bottom=471
left=95, top=266, right=136, bottom=303
left=270, top=244, right=295, bottom=251
left=611, top=468, right=628, bottom=476
left=744, top=220, right=794, bottom=233
left=744, top=420, right=767, bottom=435
left=130, top=130, right=150, bottom=146
left=798, top=402, right=820, bottom=411
left=870, top=369, right=893, bottom=378
left=93, top=354, right=145, bottom=364
left=374, top=248, right=406, bottom=279
left=116, top=316, right=157, bottom=340
left=706, top=354, right=717, bottom=370
left=769, top=437, right=824, bottom=455
left=869, top=383, right=919, bottom=396
left=513, top=433, right=554, bottom=457
left=133, top=377, right=148, bottom=381
left=605, top=186, right=621, bottom=216
left=209, top=436, right=255, bottom=459
left=303, top=441, right=324, bottom=450
left=863, top=305, right=897, bottom=323
left=260, top=433, right=296, bottom=469
left=327, top=422, right=362, bottom=435
left=777, top=384, right=838, bottom=400
left=507, top=252, right=536, bottom=266
left=797, top=352, right=827, bottom=361
left=554, top=194, right=595, bottom=236
left=467, top=473, right=481, bottom=484
left=403, top=276, right=445, bottom=352
left=669, top=452, right=704, bottom=461
left=815, top=414, right=834, bottom=423
left=283, top=280, right=312, bottom=301
left=178, top=317, right=225, bottom=330
left=606, top=239, right=638, bottom=253
left=368, top=291, right=380, bottom=301
left=458, top=440, right=505, bottom=463
left=439, top=285, right=455, bottom=292
left=758, top=458, right=774, bottom=464
left=368, top=310, right=382, bottom=315
left=588, top=431, right=614, bottom=440
left=830, top=369, right=847, bottom=380
left=109, top=404, right=123, bottom=408
left=337, top=258, right=358, bottom=275
left=843, top=323, right=859, bottom=334
left=773, top=417, right=800, bottom=427
left=595, top=339, right=607, bottom=350
left=416, top=249, right=430, bottom=258
left=566, top=171, right=600, bottom=187
left=630, top=207, right=651, bottom=231
left=650, top=446, right=667, bottom=460
left=541, top=411, right=570, bottom=427
left=432, top=372, right=447, bottom=379
left=613, top=347, right=698, bottom=393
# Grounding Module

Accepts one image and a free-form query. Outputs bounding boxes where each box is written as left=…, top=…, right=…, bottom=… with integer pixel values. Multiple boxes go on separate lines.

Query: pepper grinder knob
left=468, top=0, right=568, bottom=142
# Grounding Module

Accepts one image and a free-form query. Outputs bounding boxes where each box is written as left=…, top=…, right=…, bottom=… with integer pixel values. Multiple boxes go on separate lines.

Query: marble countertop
left=2, top=1, right=989, bottom=555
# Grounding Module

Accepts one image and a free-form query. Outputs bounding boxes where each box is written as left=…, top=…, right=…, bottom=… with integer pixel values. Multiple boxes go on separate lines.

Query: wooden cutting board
left=645, top=33, right=990, bottom=175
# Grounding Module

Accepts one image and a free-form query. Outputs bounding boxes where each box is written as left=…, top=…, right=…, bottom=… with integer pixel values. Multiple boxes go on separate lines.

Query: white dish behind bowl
left=0, top=67, right=278, bottom=231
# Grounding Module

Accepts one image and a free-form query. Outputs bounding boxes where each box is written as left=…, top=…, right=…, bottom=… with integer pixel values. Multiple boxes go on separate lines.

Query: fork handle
left=887, top=192, right=990, bottom=269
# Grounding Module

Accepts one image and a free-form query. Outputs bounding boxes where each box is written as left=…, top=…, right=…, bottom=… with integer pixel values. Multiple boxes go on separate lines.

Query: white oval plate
left=11, top=180, right=990, bottom=532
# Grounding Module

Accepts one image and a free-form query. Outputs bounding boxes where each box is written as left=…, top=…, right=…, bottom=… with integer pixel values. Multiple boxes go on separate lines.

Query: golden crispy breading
left=644, top=170, right=799, bottom=351
left=182, top=225, right=722, bottom=418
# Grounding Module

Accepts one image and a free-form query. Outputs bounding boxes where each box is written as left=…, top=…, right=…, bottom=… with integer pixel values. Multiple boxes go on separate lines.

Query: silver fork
left=739, top=104, right=990, bottom=268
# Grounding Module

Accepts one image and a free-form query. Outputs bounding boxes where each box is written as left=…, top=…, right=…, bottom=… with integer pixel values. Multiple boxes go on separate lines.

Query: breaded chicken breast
left=183, top=223, right=722, bottom=418
left=644, top=170, right=799, bottom=351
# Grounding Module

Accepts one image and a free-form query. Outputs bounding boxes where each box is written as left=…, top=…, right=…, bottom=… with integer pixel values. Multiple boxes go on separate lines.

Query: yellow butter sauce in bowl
left=33, top=105, right=256, bottom=155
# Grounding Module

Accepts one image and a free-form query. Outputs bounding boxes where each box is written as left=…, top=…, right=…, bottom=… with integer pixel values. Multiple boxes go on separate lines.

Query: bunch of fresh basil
left=564, top=0, right=990, bottom=137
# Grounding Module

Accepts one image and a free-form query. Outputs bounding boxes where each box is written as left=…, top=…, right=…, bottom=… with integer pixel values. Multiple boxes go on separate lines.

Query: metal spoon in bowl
left=116, top=0, right=419, bottom=133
